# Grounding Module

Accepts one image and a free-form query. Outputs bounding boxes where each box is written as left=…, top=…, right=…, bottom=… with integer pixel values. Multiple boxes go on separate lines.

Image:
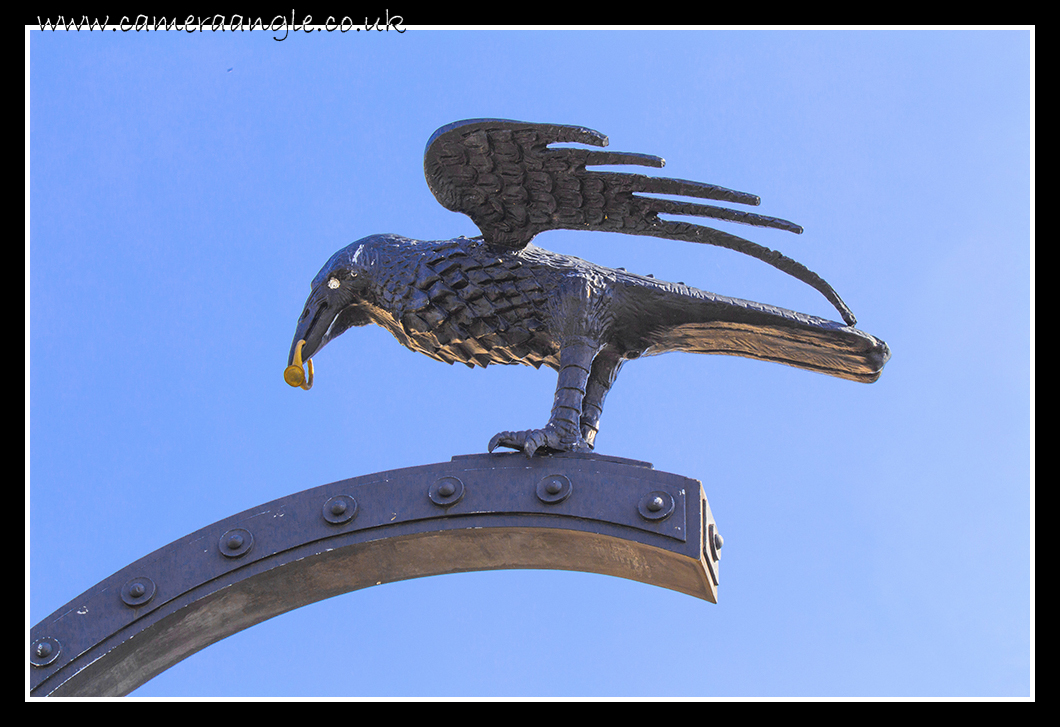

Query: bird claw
left=488, top=426, right=589, bottom=458
left=489, top=429, right=555, bottom=457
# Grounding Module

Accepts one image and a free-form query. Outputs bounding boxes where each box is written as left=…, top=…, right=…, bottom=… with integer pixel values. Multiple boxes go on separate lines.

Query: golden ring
left=283, top=339, right=314, bottom=390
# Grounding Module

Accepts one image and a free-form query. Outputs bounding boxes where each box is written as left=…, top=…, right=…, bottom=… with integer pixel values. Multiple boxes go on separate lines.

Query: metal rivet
left=323, top=494, right=357, bottom=524
left=429, top=476, right=464, bottom=507
left=637, top=490, right=675, bottom=521
left=536, top=474, right=572, bottom=504
left=121, top=576, right=156, bottom=607
left=31, top=637, right=61, bottom=667
left=708, top=523, right=722, bottom=562
left=219, top=528, right=253, bottom=558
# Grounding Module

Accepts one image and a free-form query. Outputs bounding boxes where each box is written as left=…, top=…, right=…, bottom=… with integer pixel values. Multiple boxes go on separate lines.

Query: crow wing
left=610, top=276, right=889, bottom=383
left=423, top=118, right=857, bottom=326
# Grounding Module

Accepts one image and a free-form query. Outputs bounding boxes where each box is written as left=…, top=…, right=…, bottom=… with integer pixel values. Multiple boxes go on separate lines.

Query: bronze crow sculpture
left=285, top=119, right=889, bottom=456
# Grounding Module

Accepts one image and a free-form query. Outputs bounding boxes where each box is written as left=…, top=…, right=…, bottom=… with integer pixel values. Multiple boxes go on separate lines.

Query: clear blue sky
left=29, top=27, right=1032, bottom=698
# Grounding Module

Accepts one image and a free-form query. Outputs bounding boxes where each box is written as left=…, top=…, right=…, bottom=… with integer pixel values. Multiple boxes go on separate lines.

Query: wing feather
left=424, top=119, right=856, bottom=325
left=617, top=278, right=889, bottom=382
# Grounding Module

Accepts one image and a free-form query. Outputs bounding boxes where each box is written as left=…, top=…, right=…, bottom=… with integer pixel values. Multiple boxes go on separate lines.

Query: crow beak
left=285, top=286, right=335, bottom=390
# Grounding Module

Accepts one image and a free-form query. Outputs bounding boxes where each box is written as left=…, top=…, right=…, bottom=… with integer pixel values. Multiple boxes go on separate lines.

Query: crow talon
left=487, top=427, right=566, bottom=457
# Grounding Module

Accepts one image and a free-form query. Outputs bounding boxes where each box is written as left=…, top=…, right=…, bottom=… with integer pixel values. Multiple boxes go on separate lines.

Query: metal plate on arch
left=30, top=452, right=720, bottom=697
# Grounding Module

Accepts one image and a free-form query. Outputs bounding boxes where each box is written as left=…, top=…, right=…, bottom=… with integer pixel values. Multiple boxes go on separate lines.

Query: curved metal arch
left=30, top=452, right=720, bottom=697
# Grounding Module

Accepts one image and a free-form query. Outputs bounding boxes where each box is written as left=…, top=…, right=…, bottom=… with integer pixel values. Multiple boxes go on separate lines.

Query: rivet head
left=219, top=528, right=253, bottom=558
left=707, top=523, right=722, bottom=563
left=121, top=576, right=156, bottom=607
left=536, top=474, right=572, bottom=504
left=429, top=476, right=464, bottom=507
left=637, top=491, right=675, bottom=521
left=31, top=637, right=61, bottom=667
left=323, top=495, right=357, bottom=524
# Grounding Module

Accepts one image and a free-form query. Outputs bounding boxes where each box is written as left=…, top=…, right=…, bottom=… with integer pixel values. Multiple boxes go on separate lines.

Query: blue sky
left=29, top=27, right=1031, bottom=698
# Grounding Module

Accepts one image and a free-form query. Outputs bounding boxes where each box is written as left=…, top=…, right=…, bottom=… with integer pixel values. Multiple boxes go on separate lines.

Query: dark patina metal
left=31, top=637, right=61, bottom=668
left=219, top=528, right=254, bottom=558
left=120, top=577, right=156, bottom=608
left=536, top=474, right=572, bottom=504
left=322, top=495, right=357, bottom=524
left=30, top=452, right=720, bottom=697
left=429, top=476, right=465, bottom=507
left=638, top=491, right=676, bottom=522
left=285, top=119, right=889, bottom=457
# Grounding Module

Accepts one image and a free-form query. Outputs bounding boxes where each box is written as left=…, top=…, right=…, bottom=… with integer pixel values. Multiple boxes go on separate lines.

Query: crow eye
left=328, top=277, right=340, bottom=289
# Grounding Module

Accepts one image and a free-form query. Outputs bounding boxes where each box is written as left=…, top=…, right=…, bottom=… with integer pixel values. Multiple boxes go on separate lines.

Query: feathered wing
left=617, top=278, right=889, bottom=383
left=423, top=118, right=857, bottom=326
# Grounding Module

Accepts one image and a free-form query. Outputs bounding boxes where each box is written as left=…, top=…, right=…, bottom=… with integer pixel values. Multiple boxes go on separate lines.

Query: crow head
left=284, top=237, right=376, bottom=389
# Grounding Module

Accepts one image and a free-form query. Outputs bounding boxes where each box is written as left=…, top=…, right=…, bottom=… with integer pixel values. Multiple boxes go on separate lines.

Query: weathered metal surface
left=286, top=119, right=889, bottom=457
left=30, top=452, right=720, bottom=697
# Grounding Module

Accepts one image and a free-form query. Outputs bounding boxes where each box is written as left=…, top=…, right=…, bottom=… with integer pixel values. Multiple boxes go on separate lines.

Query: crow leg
left=580, top=347, right=625, bottom=450
left=549, top=337, right=598, bottom=447
left=489, top=336, right=600, bottom=457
